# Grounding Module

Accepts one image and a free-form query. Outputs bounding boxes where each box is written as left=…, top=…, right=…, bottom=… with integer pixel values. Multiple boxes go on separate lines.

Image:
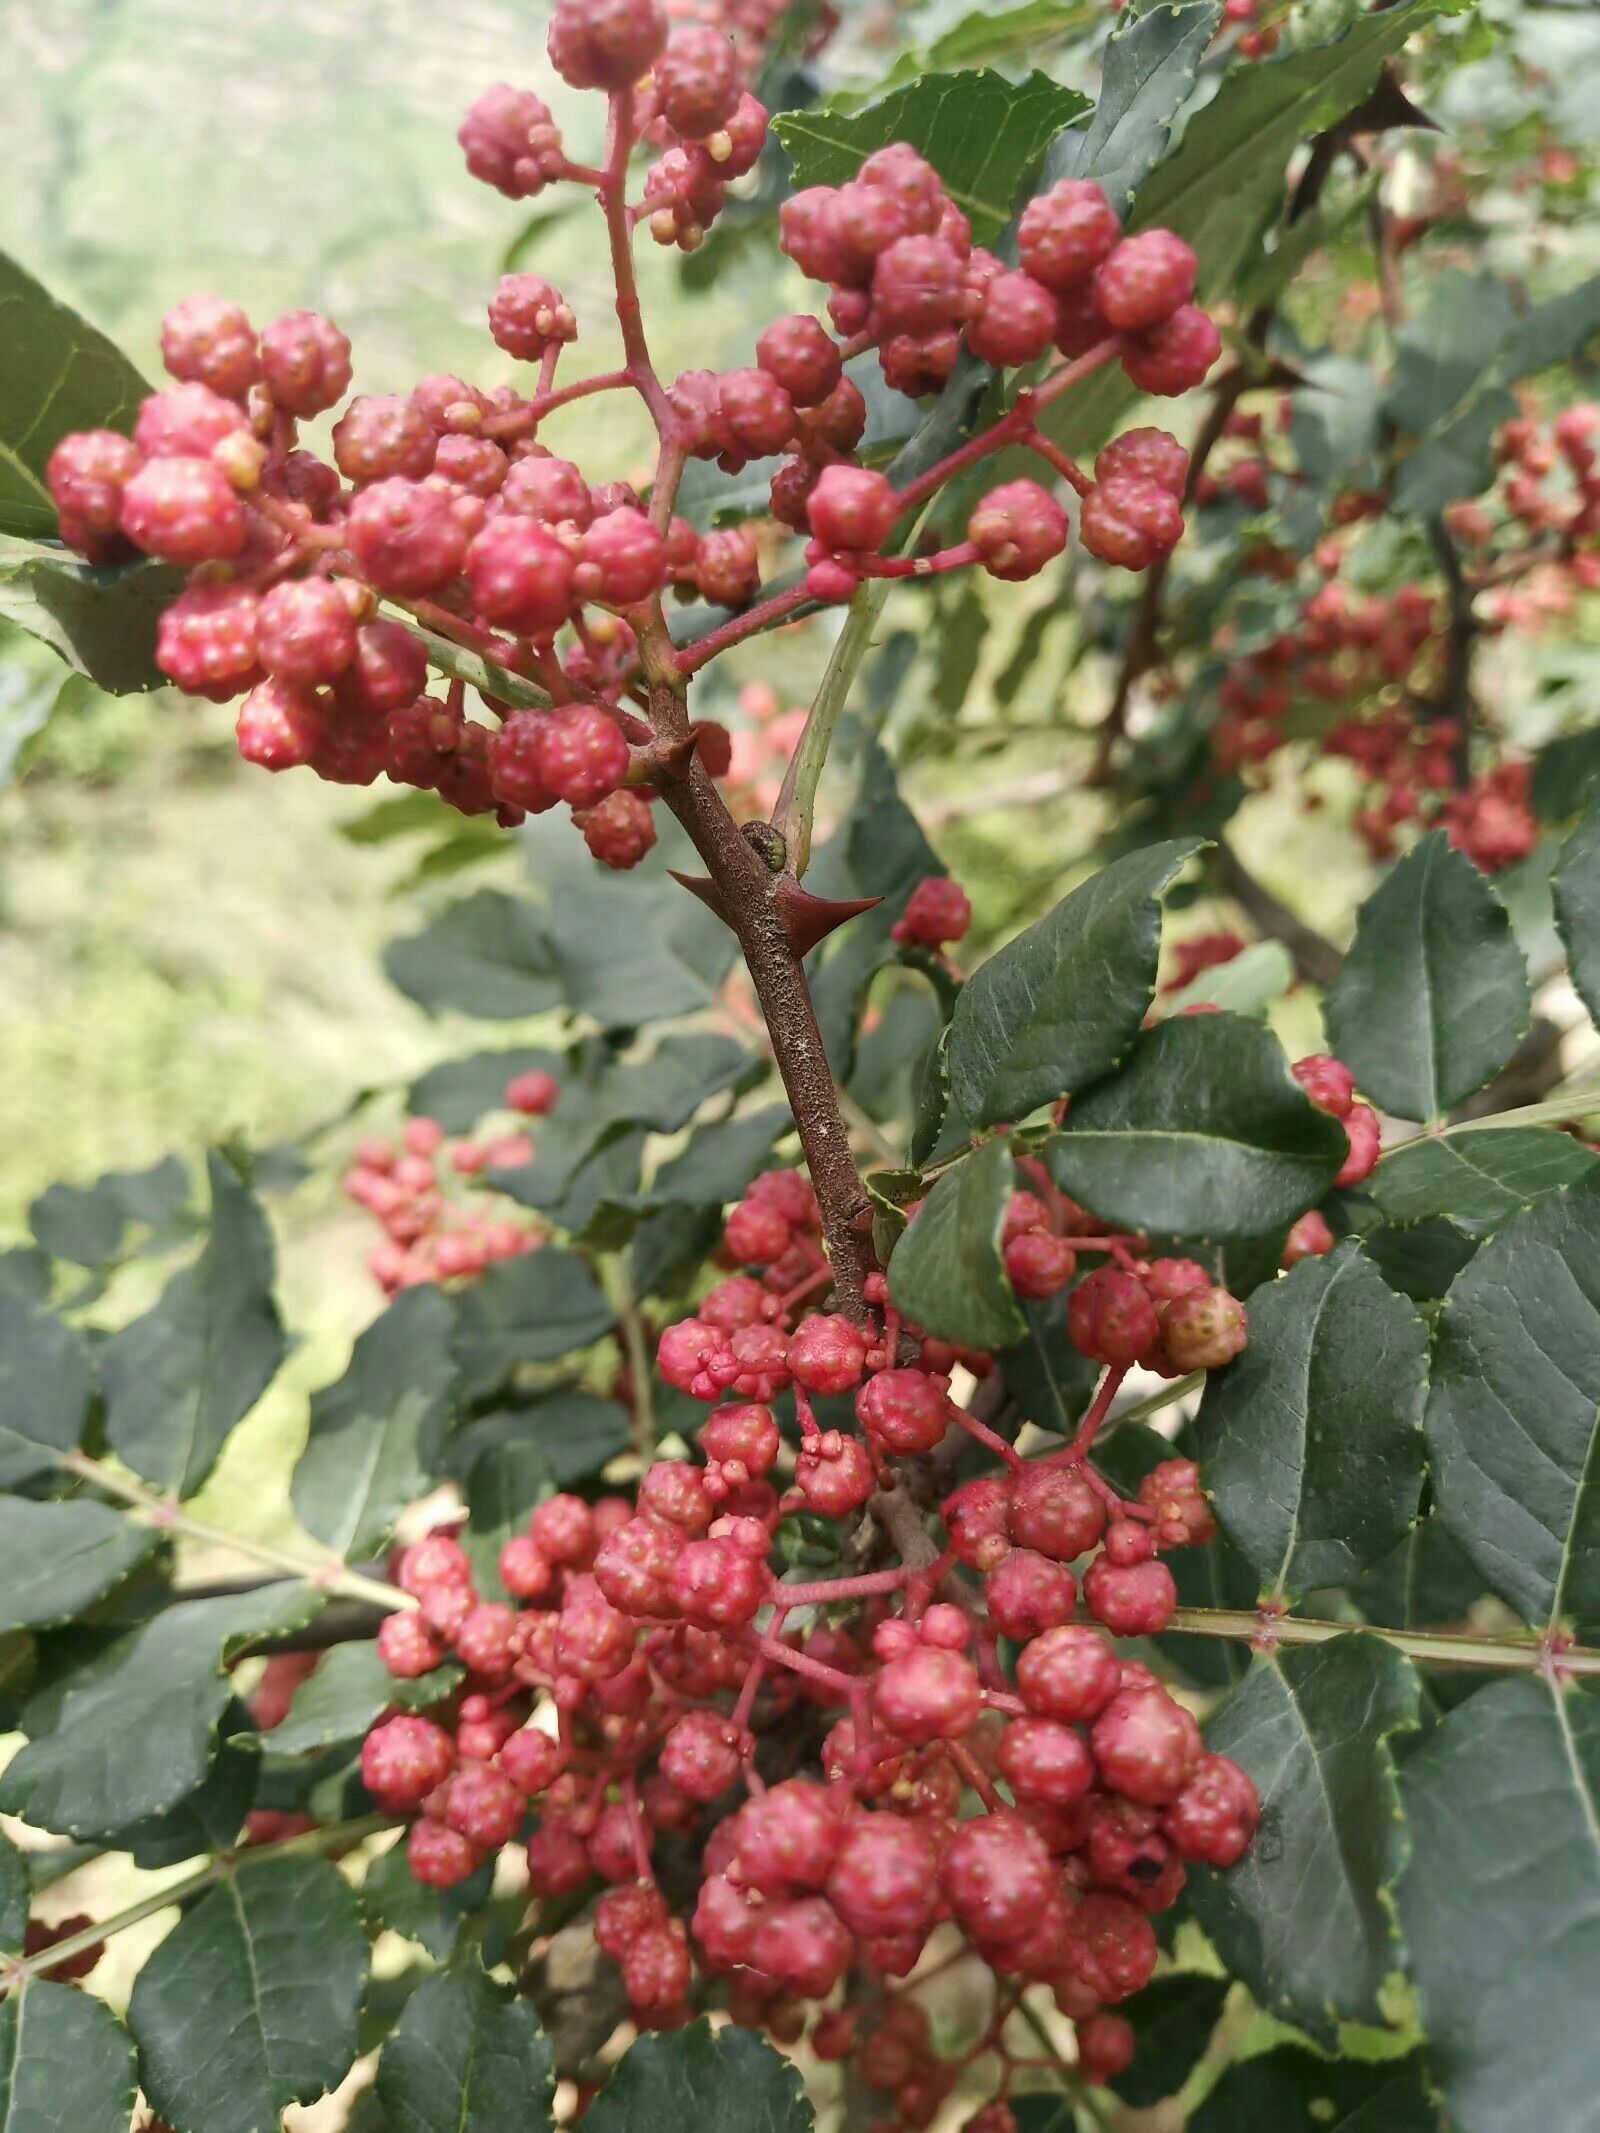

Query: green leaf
left=1396, top=272, right=1600, bottom=513
left=407, top=1046, right=568, bottom=1133
left=1370, top=1127, right=1597, bottom=1236
left=1047, top=1015, right=1347, bottom=1240
left=1400, top=1677, right=1600, bottom=2133
left=0, top=1981, right=138, bottom=2133
left=1107, top=1974, right=1229, bottom=2108
left=808, top=737, right=945, bottom=1079
left=1533, top=729, right=1600, bottom=825
left=384, top=889, right=564, bottom=1021
left=999, top=1297, right=1101, bottom=1437
left=30, top=1154, right=190, bottom=1265
left=949, top=841, right=1202, bottom=1133
left=292, top=1286, right=458, bottom=1562
left=1186, top=1636, right=1420, bottom=2043
left=1554, top=794, right=1600, bottom=1027
left=1326, top=833, right=1530, bottom=1124
left=448, top=1395, right=634, bottom=1551
left=100, top=1149, right=287, bottom=1497
left=0, top=251, right=148, bottom=539
left=591, top=1106, right=795, bottom=1242
left=1131, top=0, right=1455, bottom=299
left=1386, top=271, right=1518, bottom=434
left=258, top=1641, right=460, bottom=1758
left=1190, top=2049, right=1439, bottom=2132
left=0, top=540, right=180, bottom=694
left=375, top=1954, right=555, bottom=2133
left=775, top=70, right=1090, bottom=245
left=388, top=876, right=741, bottom=1032
left=1042, top=0, right=1459, bottom=459
left=479, top=1034, right=756, bottom=1216
left=888, top=1138, right=1026, bottom=1351
left=1193, top=1243, right=1428, bottom=1601
left=1165, top=939, right=1295, bottom=1019
left=0, top=1582, right=318, bottom=1837
left=1425, top=1170, right=1600, bottom=1637
left=451, top=1248, right=615, bottom=1404
left=1042, top=0, right=1223, bottom=214
left=0, top=1830, right=27, bottom=1955
left=0, top=1498, right=160, bottom=1630
left=918, top=0, right=1098, bottom=71
left=361, top=1834, right=495, bottom=1961
left=582, top=2020, right=814, bottom=2133
left=637, top=1104, right=794, bottom=1212
left=0, top=1287, right=93, bottom=1490
left=130, top=1856, right=368, bottom=2133
left=1393, top=393, right=1516, bottom=518
left=1350, top=1515, right=1486, bottom=1636
left=114, top=1708, right=261, bottom=1868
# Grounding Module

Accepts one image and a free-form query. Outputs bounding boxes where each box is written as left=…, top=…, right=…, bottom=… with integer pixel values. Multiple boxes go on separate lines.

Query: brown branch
left=1213, top=836, right=1343, bottom=989
left=647, top=676, right=874, bottom=1322
left=1426, top=516, right=1478, bottom=787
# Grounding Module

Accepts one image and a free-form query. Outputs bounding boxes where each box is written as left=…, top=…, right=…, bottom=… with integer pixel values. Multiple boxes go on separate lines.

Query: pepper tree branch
left=61, top=1451, right=411, bottom=1614
left=644, top=675, right=875, bottom=1320
left=1426, top=513, right=1478, bottom=786
left=1212, top=835, right=1343, bottom=989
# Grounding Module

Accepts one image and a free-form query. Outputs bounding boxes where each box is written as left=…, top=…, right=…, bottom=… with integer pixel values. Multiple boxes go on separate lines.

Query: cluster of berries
left=334, top=1153, right=1265, bottom=2106
left=45, top=0, right=1221, bottom=877
left=1160, top=927, right=1248, bottom=996
left=342, top=1071, right=557, bottom=1293
left=1202, top=524, right=1542, bottom=871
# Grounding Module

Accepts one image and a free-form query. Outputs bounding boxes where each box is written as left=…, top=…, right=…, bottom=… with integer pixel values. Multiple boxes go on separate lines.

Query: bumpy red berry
left=969, top=479, right=1069, bottom=581
left=549, top=0, right=666, bottom=88
left=1081, top=477, right=1184, bottom=571
left=488, top=275, right=577, bottom=361
left=1121, top=304, right=1221, bottom=396
left=1017, top=179, right=1121, bottom=293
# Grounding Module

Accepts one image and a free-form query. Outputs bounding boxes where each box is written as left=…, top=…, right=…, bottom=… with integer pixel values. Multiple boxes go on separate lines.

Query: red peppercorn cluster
left=1159, top=927, right=1247, bottom=996
left=47, top=9, right=1222, bottom=876
left=1291, top=1051, right=1380, bottom=1191
left=890, top=873, right=973, bottom=951
left=1177, top=389, right=1600, bottom=874
left=342, top=1071, right=558, bottom=1293
left=350, top=1151, right=1259, bottom=2104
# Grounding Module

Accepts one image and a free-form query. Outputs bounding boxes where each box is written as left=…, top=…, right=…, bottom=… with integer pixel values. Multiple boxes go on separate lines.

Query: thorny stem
left=0, top=1814, right=392, bottom=1998
left=61, top=1452, right=411, bottom=1613
left=643, top=667, right=875, bottom=1320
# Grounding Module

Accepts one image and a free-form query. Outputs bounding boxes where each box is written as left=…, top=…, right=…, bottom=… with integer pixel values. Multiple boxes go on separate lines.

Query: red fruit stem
left=946, top=1739, right=1004, bottom=1813
left=777, top=1566, right=921, bottom=1607
left=948, top=1401, right=1025, bottom=1472
left=857, top=541, right=982, bottom=580
left=600, top=88, right=672, bottom=432
left=674, top=583, right=815, bottom=676
left=1021, top=430, right=1094, bottom=497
